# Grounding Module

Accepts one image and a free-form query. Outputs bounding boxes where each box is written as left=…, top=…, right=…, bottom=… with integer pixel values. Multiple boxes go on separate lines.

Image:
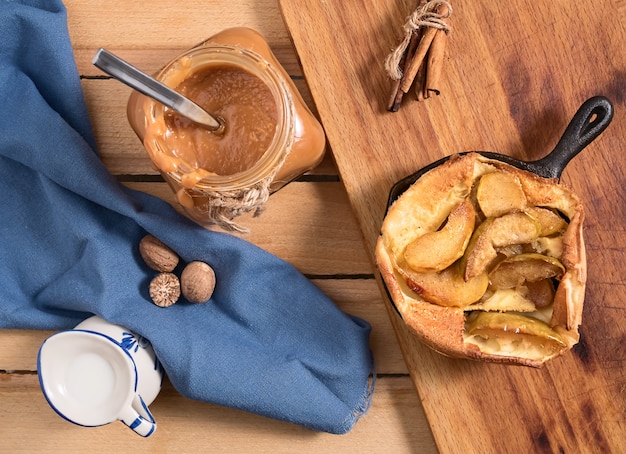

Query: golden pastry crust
left=375, top=153, right=586, bottom=367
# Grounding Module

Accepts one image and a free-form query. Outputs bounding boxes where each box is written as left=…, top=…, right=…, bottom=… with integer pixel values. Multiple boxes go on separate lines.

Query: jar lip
left=146, top=44, right=295, bottom=191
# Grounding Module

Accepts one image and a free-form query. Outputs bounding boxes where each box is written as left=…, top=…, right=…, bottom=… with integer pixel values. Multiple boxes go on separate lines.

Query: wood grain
left=64, top=0, right=293, bottom=48
left=0, top=374, right=432, bottom=454
left=279, top=0, right=626, bottom=452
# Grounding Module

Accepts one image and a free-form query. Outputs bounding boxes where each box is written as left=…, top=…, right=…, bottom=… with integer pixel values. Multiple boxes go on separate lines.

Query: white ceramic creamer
left=37, top=316, right=163, bottom=437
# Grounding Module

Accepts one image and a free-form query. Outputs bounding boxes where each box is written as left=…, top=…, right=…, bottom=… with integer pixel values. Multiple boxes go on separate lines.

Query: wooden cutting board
left=279, top=0, right=626, bottom=452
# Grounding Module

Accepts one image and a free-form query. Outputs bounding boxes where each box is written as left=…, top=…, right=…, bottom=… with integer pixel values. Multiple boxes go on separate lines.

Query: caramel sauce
left=127, top=28, right=326, bottom=228
left=163, top=64, right=278, bottom=176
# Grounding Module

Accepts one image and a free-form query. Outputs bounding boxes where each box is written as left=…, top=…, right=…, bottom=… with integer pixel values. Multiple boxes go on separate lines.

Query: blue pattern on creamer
left=121, top=331, right=141, bottom=352
left=121, top=332, right=162, bottom=372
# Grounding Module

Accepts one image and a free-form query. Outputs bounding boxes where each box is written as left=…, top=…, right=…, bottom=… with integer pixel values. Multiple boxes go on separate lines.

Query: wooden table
left=0, top=1, right=437, bottom=452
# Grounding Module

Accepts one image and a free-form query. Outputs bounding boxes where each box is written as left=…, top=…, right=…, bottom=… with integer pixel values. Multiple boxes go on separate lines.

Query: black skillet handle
left=386, top=96, right=614, bottom=209
left=527, top=96, right=614, bottom=179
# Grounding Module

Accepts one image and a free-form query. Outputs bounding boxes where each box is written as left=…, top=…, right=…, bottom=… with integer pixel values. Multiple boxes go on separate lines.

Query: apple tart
left=375, top=152, right=585, bottom=367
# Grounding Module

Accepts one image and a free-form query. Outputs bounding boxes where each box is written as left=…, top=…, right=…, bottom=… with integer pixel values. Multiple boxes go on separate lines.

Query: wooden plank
left=123, top=181, right=373, bottom=276
left=0, top=330, right=55, bottom=371
left=64, top=0, right=293, bottom=49
left=279, top=0, right=626, bottom=452
left=0, top=279, right=407, bottom=374
left=0, top=374, right=435, bottom=453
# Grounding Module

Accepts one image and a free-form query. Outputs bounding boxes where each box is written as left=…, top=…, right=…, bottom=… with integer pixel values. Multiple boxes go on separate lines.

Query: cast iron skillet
left=382, top=96, right=614, bottom=316
left=387, top=96, right=614, bottom=209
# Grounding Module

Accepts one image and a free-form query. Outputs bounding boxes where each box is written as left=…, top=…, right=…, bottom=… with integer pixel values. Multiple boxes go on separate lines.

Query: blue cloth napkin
left=0, top=0, right=374, bottom=434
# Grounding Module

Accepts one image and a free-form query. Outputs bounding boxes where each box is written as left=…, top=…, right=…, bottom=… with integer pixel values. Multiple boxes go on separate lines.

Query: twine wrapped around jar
left=180, top=158, right=288, bottom=233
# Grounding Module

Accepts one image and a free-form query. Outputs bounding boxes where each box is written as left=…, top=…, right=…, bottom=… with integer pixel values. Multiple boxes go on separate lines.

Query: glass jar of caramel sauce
left=127, top=27, right=326, bottom=231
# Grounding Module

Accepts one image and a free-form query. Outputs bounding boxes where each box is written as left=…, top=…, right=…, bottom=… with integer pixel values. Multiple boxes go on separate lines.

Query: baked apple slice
left=469, top=288, right=537, bottom=312
left=476, top=171, right=527, bottom=217
left=465, top=312, right=567, bottom=361
left=489, top=253, right=565, bottom=289
left=403, top=198, right=475, bottom=273
left=526, top=206, right=568, bottom=236
left=523, top=279, right=555, bottom=308
left=400, top=260, right=488, bottom=308
left=463, top=211, right=542, bottom=281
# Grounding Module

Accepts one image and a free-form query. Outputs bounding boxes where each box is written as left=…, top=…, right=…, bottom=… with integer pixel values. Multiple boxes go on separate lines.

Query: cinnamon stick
left=424, top=10, right=448, bottom=97
left=385, top=0, right=452, bottom=109
left=414, top=55, right=429, bottom=101
left=399, top=26, right=437, bottom=93
left=426, top=30, right=447, bottom=96
left=387, top=30, right=421, bottom=111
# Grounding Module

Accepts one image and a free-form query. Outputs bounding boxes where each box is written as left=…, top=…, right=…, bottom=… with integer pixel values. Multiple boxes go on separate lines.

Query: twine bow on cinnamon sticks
left=385, top=0, right=452, bottom=111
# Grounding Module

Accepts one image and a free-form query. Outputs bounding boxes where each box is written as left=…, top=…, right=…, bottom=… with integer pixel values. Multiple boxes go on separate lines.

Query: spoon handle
left=92, top=48, right=222, bottom=131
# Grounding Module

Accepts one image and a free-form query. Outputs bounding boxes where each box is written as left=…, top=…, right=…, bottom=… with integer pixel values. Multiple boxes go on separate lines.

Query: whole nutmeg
left=139, top=234, right=179, bottom=272
left=181, top=261, right=216, bottom=304
left=149, top=272, right=181, bottom=307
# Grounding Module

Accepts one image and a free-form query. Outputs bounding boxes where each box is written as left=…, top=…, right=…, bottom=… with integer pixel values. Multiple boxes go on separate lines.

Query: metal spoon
left=92, top=48, right=223, bottom=132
